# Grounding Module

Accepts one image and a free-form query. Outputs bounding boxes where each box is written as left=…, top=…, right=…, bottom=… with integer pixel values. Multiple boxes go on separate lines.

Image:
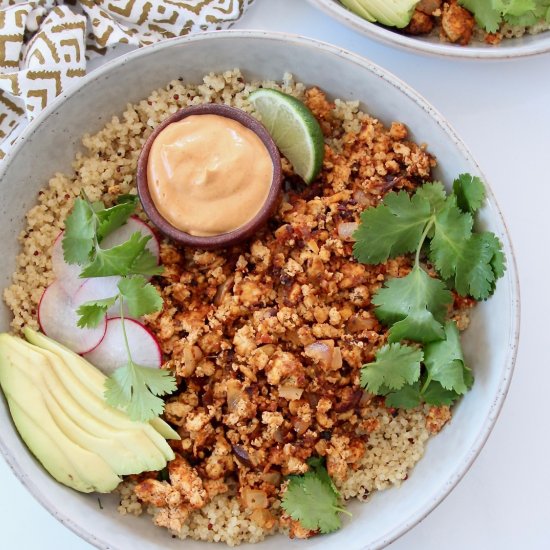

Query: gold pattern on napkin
left=0, top=0, right=253, bottom=159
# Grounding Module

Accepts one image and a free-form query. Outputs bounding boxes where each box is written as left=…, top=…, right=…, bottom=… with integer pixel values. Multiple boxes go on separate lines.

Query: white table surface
left=1, top=1, right=549, bottom=548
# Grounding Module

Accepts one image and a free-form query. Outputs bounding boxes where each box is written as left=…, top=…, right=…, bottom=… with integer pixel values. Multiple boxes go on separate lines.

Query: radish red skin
left=42, top=218, right=161, bottom=360
left=52, top=218, right=160, bottom=298
left=83, top=317, right=162, bottom=375
left=100, top=216, right=160, bottom=264
left=38, top=280, right=107, bottom=355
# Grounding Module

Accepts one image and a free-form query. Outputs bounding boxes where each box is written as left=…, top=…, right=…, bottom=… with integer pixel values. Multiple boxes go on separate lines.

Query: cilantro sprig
left=103, top=299, right=176, bottom=422
left=62, top=192, right=176, bottom=422
left=282, top=457, right=350, bottom=534
left=363, top=324, right=474, bottom=409
left=63, top=193, right=162, bottom=278
left=354, top=174, right=505, bottom=409
left=353, top=175, right=504, bottom=302
left=459, top=0, right=550, bottom=33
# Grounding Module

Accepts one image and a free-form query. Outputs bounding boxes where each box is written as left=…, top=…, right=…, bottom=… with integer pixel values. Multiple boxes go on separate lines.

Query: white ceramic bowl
left=308, top=0, right=550, bottom=59
left=0, top=31, right=519, bottom=550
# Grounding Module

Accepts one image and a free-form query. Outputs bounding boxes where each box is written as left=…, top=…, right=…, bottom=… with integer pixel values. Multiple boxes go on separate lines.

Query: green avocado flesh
left=341, top=0, right=419, bottom=28
left=24, top=329, right=180, bottom=449
left=0, top=330, right=179, bottom=493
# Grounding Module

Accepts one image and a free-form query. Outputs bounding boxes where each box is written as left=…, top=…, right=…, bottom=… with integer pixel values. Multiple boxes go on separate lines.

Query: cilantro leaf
left=282, top=461, right=345, bottom=534
left=62, top=198, right=95, bottom=265
left=416, top=181, right=447, bottom=215
left=364, top=324, right=474, bottom=409
left=76, top=296, right=117, bottom=328
left=361, top=343, right=423, bottom=394
left=452, top=174, right=486, bottom=214
left=96, top=201, right=137, bottom=241
left=483, top=231, right=506, bottom=279
left=454, top=233, right=497, bottom=300
left=382, top=377, right=463, bottom=409
left=118, top=276, right=162, bottom=318
left=116, top=194, right=139, bottom=205
left=459, top=0, right=548, bottom=31
left=373, top=266, right=452, bottom=343
left=384, top=380, right=422, bottom=409
left=353, top=191, right=431, bottom=264
left=130, top=248, right=164, bottom=277
left=81, top=232, right=153, bottom=278
left=424, top=322, right=470, bottom=394
left=430, top=199, right=473, bottom=280
left=307, top=457, right=340, bottom=495
left=494, top=0, right=537, bottom=17
left=458, top=0, right=502, bottom=32
left=104, top=361, right=177, bottom=422
left=421, top=379, right=460, bottom=406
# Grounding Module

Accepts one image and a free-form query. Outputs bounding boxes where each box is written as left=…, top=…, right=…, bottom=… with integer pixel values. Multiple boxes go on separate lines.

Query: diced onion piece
left=258, top=344, right=276, bottom=357
left=181, top=345, right=203, bottom=377
left=241, top=487, right=268, bottom=510
left=261, top=471, right=282, bottom=485
left=304, top=391, right=320, bottom=408
left=292, top=418, right=310, bottom=436
left=337, top=222, right=359, bottom=241
left=273, top=429, right=285, bottom=444
left=304, top=340, right=334, bottom=368
left=353, top=189, right=370, bottom=205
left=359, top=391, right=375, bottom=408
left=226, top=379, right=244, bottom=411
left=232, top=444, right=251, bottom=466
left=213, top=275, right=234, bottom=306
left=347, top=314, right=374, bottom=333
left=250, top=509, right=275, bottom=529
left=278, top=385, right=304, bottom=401
left=331, top=346, right=343, bottom=371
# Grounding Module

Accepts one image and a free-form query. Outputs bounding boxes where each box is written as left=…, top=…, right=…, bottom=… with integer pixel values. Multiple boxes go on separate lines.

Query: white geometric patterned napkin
left=0, top=0, right=254, bottom=159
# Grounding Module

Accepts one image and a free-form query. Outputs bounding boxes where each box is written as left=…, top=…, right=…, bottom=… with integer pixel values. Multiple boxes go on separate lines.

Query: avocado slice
left=13, top=334, right=171, bottom=469
left=341, top=0, right=376, bottom=21
left=6, top=337, right=167, bottom=474
left=24, top=329, right=179, bottom=454
left=150, top=417, right=180, bottom=441
left=6, top=397, right=114, bottom=493
left=0, top=345, right=121, bottom=493
left=0, top=332, right=179, bottom=493
left=342, top=0, right=419, bottom=28
left=7, top=397, right=120, bottom=493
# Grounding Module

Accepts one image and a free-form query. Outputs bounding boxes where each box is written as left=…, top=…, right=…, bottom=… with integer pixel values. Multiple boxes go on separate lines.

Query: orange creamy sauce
left=147, top=114, right=273, bottom=237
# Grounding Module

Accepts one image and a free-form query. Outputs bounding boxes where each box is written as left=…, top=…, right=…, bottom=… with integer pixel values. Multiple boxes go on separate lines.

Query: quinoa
left=3, top=69, right=472, bottom=545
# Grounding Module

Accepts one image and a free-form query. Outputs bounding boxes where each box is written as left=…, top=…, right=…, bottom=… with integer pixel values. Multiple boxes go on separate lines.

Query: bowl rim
left=136, top=103, right=283, bottom=249
left=307, top=0, right=550, bottom=60
left=0, top=29, right=520, bottom=550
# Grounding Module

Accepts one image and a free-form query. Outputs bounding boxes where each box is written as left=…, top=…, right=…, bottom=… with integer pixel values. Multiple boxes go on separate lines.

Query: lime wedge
left=249, top=89, right=324, bottom=184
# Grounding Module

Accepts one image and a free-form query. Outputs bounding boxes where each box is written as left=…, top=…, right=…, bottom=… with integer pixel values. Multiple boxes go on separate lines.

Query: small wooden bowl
left=136, top=104, right=283, bottom=250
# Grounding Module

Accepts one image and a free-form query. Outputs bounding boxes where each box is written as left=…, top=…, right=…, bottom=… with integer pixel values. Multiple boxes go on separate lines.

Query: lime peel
left=249, top=89, right=324, bottom=184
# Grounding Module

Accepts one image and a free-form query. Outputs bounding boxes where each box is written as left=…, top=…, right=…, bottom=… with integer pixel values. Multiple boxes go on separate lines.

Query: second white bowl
left=308, top=0, right=550, bottom=59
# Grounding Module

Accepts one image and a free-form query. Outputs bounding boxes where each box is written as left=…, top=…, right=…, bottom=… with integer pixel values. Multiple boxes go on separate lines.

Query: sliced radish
left=73, top=276, right=133, bottom=319
left=51, top=231, right=87, bottom=296
left=83, top=317, right=162, bottom=375
left=101, top=217, right=160, bottom=263
left=51, top=218, right=160, bottom=297
left=38, top=280, right=107, bottom=355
